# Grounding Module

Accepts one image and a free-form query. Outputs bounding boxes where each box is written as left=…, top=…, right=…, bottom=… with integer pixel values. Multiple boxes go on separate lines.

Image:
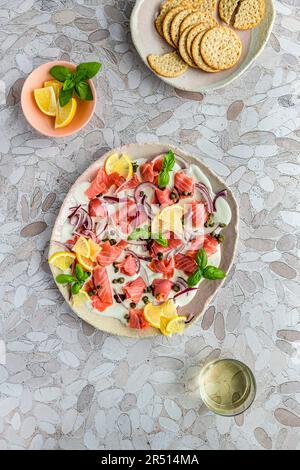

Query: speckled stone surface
left=0, top=0, right=300, bottom=450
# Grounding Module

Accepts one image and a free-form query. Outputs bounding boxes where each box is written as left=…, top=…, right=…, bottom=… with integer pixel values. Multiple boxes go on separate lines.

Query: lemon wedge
left=159, top=205, right=184, bottom=234
left=44, top=80, right=62, bottom=101
left=34, top=86, right=57, bottom=116
left=49, top=251, right=76, bottom=270
left=88, top=239, right=101, bottom=262
left=144, top=299, right=177, bottom=329
left=72, top=290, right=91, bottom=308
left=72, top=236, right=91, bottom=258
left=105, top=153, right=133, bottom=179
left=55, top=97, right=77, bottom=129
left=77, top=254, right=95, bottom=272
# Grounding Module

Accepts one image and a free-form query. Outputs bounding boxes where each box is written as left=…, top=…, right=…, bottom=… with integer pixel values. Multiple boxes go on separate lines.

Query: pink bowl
left=21, top=61, right=97, bottom=138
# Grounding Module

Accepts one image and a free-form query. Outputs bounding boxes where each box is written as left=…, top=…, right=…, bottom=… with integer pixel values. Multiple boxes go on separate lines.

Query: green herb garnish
left=50, top=62, right=102, bottom=107
left=56, top=263, right=90, bottom=294
left=158, top=150, right=176, bottom=189
left=152, top=232, right=169, bottom=247
left=187, top=248, right=226, bottom=287
left=128, top=225, right=150, bottom=241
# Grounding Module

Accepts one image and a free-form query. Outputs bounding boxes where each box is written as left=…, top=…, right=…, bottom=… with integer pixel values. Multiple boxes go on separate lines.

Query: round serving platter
left=49, top=143, right=239, bottom=338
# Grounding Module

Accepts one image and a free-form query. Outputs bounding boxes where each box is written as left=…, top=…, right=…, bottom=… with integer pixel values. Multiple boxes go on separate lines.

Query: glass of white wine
left=199, top=358, right=256, bottom=416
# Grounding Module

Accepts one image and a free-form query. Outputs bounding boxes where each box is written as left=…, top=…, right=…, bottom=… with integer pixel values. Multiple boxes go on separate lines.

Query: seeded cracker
left=191, top=30, right=220, bottom=72
left=171, top=9, right=195, bottom=47
left=186, top=21, right=217, bottom=60
left=155, top=0, right=189, bottom=37
left=147, top=52, right=189, bottom=78
left=162, top=7, right=186, bottom=46
left=180, top=11, right=214, bottom=35
left=178, top=25, right=199, bottom=68
left=218, top=0, right=240, bottom=25
left=200, top=26, right=242, bottom=70
left=233, top=0, right=265, bottom=30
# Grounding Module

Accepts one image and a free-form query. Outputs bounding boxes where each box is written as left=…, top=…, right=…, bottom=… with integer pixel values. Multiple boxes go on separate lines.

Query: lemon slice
left=164, top=316, right=186, bottom=335
left=55, top=98, right=77, bottom=129
left=105, top=153, right=133, bottom=179
left=88, top=239, right=101, bottom=262
left=77, top=254, right=95, bottom=272
left=49, top=251, right=76, bottom=270
left=144, top=299, right=177, bottom=329
left=44, top=79, right=62, bottom=101
left=72, top=290, right=91, bottom=308
left=72, top=236, right=91, bottom=258
left=34, top=86, right=57, bottom=116
left=158, top=205, right=184, bottom=234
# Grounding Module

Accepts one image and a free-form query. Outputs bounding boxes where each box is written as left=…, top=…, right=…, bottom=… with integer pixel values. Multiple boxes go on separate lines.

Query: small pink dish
left=21, top=61, right=97, bottom=138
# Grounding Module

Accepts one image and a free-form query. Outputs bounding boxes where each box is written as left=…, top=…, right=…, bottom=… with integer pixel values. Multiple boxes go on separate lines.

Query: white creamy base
left=59, top=159, right=231, bottom=323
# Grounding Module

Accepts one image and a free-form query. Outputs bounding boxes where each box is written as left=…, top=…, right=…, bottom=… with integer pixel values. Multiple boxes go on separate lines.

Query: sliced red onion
left=175, top=277, right=188, bottom=290
left=113, top=288, right=128, bottom=309
left=103, top=196, right=129, bottom=203
left=213, top=189, right=227, bottom=212
left=124, top=250, right=141, bottom=274
left=173, top=287, right=200, bottom=299
left=195, top=183, right=214, bottom=213
left=185, top=312, right=195, bottom=324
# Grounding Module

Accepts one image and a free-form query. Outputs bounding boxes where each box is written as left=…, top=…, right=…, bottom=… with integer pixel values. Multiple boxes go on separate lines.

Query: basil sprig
left=128, top=225, right=150, bottom=241
left=187, top=248, right=226, bottom=287
left=56, top=263, right=90, bottom=295
left=50, top=62, right=102, bottom=107
left=152, top=232, right=169, bottom=247
left=158, top=150, right=176, bottom=189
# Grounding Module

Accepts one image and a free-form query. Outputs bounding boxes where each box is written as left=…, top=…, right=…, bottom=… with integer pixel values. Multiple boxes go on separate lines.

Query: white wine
left=199, top=359, right=256, bottom=416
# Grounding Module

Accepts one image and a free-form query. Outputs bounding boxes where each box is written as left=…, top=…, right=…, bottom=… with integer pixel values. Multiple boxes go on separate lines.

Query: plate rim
left=49, top=142, right=239, bottom=338
left=130, top=0, right=276, bottom=93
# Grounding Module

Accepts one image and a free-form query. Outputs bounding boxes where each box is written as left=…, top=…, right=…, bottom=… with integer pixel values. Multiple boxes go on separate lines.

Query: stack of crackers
left=147, top=0, right=265, bottom=78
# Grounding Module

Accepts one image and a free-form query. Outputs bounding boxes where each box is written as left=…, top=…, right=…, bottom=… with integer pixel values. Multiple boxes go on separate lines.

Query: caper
left=170, top=192, right=177, bottom=200
left=124, top=314, right=130, bottom=320
left=130, top=302, right=136, bottom=308
left=109, top=239, right=117, bottom=245
left=172, top=284, right=180, bottom=292
left=96, top=284, right=102, bottom=289
left=139, top=191, right=144, bottom=197
left=114, top=268, right=119, bottom=273
left=118, top=277, right=125, bottom=284
left=215, top=234, right=225, bottom=243
left=157, top=252, right=163, bottom=261
left=142, top=296, right=149, bottom=304
left=219, top=223, right=227, bottom=228
left=132, top=162, right=138, bottom=173
left=183, top=191, right=189, bottom=196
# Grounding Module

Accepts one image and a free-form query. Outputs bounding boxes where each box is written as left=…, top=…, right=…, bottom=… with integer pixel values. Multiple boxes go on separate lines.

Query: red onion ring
left=173, top=287, right=200, bottom=299
left=195, top=183, right=214, bottom=213
left=213, top=190, right=228, bottom=212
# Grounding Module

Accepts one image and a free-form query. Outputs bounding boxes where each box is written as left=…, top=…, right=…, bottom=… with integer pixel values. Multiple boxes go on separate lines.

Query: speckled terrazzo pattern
left=0, top=0, right=299, bottom=451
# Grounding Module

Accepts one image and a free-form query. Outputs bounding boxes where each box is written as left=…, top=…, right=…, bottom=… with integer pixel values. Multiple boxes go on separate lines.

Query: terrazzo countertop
left=1, top=0, right=300, bottom=450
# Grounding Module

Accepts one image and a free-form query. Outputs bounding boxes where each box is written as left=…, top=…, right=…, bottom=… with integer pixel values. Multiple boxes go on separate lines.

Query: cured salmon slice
left=116, top=174, right=141, bottom=193
left=123, top=276, right=147, bottom=303
left=114, top=199, right=148, bottom=236
left=191, top=201, right=208, bottom=228
left=150, top=233, right=182, bottom=257
left=91, top=266, right=113, bottom=312
left=107, top=171, right=125, bottom=188
left=140, top=162, right=157, bottom=183
left=86, top=168, right=110, bottom=199
left=128, top=308, right=149, bottom=329
left=149, top=256, right=175, bottom=279
left=155, top=187, right=175, bottom=206
left=152, top=278, right=173, bottom=302
left=97, top=240, right=127, bottom=267
left=116, top=254, right=138, bottom=276
left=187, top=234, right=219, bottom=258
left=88, top=199, right=107, bottom=218
left=174, top=172, right=194, bottom=195
left=174, top=253, right=197, bottom=275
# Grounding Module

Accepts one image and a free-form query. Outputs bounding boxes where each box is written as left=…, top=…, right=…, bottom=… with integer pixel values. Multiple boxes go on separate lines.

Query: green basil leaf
left=63, top=74, right=75, bottom=91
left=158, top=169, right=169, bottom=189
left=195, top=248, right=208, bottom=270
left=50, top=65, right=71, bottom=82
left=75, top=263, right=85, bottom=282
left=75, top=81, right=93, bottom=101
left=162, top=150, right=175, bottom=171
left=203, top=266, right=226, bottom=280
left=76, top=62, right=102, bottom=80
left=152, top=233, right=168, bottom=247
left=128, top=225, right=150, bottom=241
left=187, top=268, right=202, bottom=287
left=56, top=274, right=76, bottom=284
left=71, top=282, right=81, bottom=295
left=59, top=88, right=73, bottom=107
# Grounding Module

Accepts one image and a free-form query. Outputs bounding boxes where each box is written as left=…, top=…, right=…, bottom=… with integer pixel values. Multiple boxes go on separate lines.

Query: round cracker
left=178, top=25, right=199, bottom=68
left=218, top=0, right=240, bottom=25
left=162, top=6, right=186, bottom=47
left=189, top=0, right=217, bottom=10
left=147, top=52, right=189, bottom=78
left=186, top=20, right=218, bottom=60
left=233, top=0, right=265, bottom=30
left=191, top=30, right=220, bottom=72
left=155, top=0, right=190, bottom=37
left=180, top=11, right=214, bottom=36
left=200, top=26, right=242, bottom=70
left=170, top=9, right=195, bottom=47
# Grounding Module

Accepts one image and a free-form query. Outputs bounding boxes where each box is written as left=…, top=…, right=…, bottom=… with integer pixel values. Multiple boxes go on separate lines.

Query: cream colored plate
left=130, top=0, right=275, bottom=92
left=49, top=143, right=239, bottom=338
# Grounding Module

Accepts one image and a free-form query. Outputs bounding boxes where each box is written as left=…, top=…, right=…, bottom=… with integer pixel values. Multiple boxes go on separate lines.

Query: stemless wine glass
left=199, top=358, right=256, bottom=417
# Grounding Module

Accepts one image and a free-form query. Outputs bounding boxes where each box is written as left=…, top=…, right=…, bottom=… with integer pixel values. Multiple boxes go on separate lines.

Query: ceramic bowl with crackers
left=130, top=0, right=275, bottom=92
